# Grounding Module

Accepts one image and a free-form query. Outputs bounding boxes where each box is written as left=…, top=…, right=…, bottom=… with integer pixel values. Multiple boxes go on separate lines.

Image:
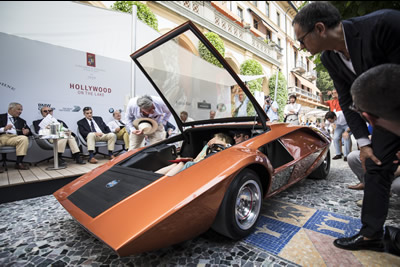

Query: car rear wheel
left=211, top=169, right=262, bottom=239
left=308, top=149, right=331, bottom=179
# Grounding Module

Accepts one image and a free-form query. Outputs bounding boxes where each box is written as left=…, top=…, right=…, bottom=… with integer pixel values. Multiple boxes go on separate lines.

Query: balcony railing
left=304, top=69, right=317, bottom=81
left=292, top=61, right=306, bottom=73
left=288, top=86, right=320, bottom=102
left=158, top=1, right=279, bottom=64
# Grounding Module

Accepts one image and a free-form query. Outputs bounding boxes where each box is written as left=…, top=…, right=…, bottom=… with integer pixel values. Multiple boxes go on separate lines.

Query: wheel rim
left=235, top=180, right=262, bottom=230
left=323, top=152, right=330, bottom=172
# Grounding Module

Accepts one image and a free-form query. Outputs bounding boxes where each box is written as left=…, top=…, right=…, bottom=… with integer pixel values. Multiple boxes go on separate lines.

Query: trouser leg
left=129, top=133, right=145, bottom=150
left=333, top=125, right=344, bottom=156
left=86, top=133, right=96, bottom=151
left=360, top=127, right=400, bottom=238
left=347, top=150, right=364, bottom=183
left=67, top=137, right=80, bottom=154
left=148, top=124, right=166, bottom=145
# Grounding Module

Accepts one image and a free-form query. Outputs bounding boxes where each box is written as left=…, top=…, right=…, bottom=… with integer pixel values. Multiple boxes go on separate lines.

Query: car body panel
left=54, top=123, right=330, bottom=256
left=54, top=21, right=331, bottom=256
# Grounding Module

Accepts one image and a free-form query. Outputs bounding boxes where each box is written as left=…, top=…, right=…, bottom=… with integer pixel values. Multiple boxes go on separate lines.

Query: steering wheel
left=206, top=143, right=226, bottom=156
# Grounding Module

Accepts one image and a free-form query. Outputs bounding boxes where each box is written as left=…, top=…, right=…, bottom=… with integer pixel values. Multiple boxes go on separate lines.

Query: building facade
left=144, top=1, right=326, bottom=112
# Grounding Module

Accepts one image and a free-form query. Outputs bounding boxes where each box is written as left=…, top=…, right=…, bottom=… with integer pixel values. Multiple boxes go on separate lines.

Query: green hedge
left=112, top=1, right=158, bottom=31
left=240, top=59, right=263, bottom=116
left=198, top=32, right=225, bottom=68
left=268, top=72, right=288, bottom=122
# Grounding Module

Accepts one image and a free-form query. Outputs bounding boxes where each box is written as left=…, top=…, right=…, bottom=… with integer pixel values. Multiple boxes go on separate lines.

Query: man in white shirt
left=125, top=95, right=172, bottom=150
left=284, top=95, right=301, bottom=125
left=325, top=111, right=352, bottom=161
left=233, top=91, right=249, bottom=117
left=264, top=95, right=279, bottom=122
left=107, top=110, right=129, bottom=149
left=33, top=107, right=85, bottom=165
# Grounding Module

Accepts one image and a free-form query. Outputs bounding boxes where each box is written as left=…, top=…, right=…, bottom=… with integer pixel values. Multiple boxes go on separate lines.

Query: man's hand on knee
left=360, top=145, right=382, bottom=171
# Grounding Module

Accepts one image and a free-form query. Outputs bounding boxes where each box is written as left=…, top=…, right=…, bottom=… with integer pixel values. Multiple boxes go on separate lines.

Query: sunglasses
left=349, top=103, right=379, bottom=121
left=42, top=109, right=53, bottom=113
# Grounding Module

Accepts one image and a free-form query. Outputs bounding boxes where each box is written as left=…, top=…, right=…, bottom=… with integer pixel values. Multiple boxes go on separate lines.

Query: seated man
left=77, top=107, right=116, bottom=164
left=107, top=110, right=129, bottom=149
left=156, top=133, right=233, bottom=176
left=232, top=129, right=250, bottom=144
left=0, top=102, right=31, bottom=171
left=33, top=107, right=85, bottom=165
left=347, top=149, right=400, bottom=195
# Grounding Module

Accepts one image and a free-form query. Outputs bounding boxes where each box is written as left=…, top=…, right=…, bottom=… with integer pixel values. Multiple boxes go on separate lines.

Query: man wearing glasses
left=77, top=107, right=116, bottom=164
left=0, top=102, right=31, bottom=171
left=293, top=2, right=400, bottom=253
left=33, top=107, right=85, bottom=165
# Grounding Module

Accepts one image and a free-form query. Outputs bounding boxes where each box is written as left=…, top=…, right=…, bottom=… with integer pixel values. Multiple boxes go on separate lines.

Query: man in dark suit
left=350, top=64, right=400, bottom=256
left=33, top=107, right=85, bottom=165
left=293, top=2, right=400, bottom=252
left=0, top=102, right=31, bottom=171
left=77, top=107, right=116, bottom=164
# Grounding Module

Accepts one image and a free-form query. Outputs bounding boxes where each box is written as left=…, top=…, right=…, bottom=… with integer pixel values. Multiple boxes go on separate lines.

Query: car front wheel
left=212, top=169, right=262, bottom=239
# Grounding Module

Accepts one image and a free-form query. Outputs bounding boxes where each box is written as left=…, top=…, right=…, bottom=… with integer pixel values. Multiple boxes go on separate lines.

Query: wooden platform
left=0, top=157, right=110, bottom=188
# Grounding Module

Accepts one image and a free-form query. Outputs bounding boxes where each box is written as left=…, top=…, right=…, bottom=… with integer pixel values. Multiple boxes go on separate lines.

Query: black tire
left=211, top=169, right=263, bottom=239
left=308, top=149, right=331, bottom=179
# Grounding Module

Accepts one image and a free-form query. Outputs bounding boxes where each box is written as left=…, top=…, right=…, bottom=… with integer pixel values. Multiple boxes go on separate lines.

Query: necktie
left=90, top=120, right=96, bottom=132
left=119, top=120, right=125, bottom=126
left=12, top=117, right=17, bottom=123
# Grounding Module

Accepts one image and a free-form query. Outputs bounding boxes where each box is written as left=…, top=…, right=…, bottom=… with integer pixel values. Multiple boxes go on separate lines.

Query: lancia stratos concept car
left=54, top=21, right=331, bottom=256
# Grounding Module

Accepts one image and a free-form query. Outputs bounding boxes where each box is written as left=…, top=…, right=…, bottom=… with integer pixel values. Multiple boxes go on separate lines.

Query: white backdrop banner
left=0, top=32, right=130, bottom=160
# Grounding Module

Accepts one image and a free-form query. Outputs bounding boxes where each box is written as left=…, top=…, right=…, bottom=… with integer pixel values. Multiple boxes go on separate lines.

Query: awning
left=238, top=74, right=267, bottom=83
left=248, top=8, right=278, bottom=33
left=293, top=72, right=318, bottom=91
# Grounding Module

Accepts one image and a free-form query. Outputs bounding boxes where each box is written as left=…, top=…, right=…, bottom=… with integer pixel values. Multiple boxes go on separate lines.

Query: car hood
left=130, top=21, right=268, bottom=133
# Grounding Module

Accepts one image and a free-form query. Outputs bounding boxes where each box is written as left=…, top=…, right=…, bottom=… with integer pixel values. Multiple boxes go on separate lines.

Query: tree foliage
left=240, top=59, right=263, bottom=116
left=330, top=1, right=400, bottom=19
left=111, top=1, right=158, bottom=31
left=268, top=72, right=288, bottom=122
left=316, top=70, right=335, bottom=97
left=198, top=32, right=225, bottom=68
left=301, top=1, right=400, bottom=98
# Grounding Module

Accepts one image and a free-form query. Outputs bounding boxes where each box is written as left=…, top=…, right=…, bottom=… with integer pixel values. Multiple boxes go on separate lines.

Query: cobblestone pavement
left=0, top=144, right=399, bottom=266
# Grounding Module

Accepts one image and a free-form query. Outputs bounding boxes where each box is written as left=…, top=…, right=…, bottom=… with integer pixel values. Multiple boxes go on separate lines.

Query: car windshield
left=136, top=29, right=256, bottom=123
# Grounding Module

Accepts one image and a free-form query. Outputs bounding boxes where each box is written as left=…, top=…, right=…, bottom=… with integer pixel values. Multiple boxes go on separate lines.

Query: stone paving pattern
left=0, top=143, right=400, bottom=266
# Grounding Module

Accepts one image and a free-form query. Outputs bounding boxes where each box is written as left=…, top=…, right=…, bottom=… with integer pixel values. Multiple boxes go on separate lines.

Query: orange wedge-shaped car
left=54, top=21, right=331, bottom=256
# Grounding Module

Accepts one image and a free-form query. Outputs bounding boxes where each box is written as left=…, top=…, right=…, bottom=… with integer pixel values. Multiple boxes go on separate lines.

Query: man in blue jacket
left=293, top=2, right=400, bottom=252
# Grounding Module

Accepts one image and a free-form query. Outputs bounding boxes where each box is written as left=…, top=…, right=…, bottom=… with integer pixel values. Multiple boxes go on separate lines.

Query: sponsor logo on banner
left=58, top=106, right=81, bottom=112
left=70, top=83, right=112, bottom=97
left=87, top=53, right=96, bottom=67
left=1, top=82, right=16, bottom=91
left=38, top=103, right=52, bottom=111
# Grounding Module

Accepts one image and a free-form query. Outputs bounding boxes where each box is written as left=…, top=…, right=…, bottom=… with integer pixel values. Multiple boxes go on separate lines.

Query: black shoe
left=384, top=226, right=400, bottom=256
left=332, top=155, right=342, bottom=160
left=15, top=163, right=30, bottom=170
left=333, top=233, right=384, bottom=252
left=75, top=155, right=86, bottom=165
left=344, top=156, right=347, bottom=161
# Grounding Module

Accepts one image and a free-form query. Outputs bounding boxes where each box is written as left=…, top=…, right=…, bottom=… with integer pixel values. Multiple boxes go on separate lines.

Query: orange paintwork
left=53, top=122, right=330, bottom=256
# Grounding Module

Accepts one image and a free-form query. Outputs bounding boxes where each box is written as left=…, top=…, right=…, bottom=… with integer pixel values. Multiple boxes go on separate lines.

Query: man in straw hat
left=125, top=95, right=172, bottom=150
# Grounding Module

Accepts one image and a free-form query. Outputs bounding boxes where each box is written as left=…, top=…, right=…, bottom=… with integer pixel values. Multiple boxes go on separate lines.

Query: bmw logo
left=106, top=179, right=120, bottom=188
